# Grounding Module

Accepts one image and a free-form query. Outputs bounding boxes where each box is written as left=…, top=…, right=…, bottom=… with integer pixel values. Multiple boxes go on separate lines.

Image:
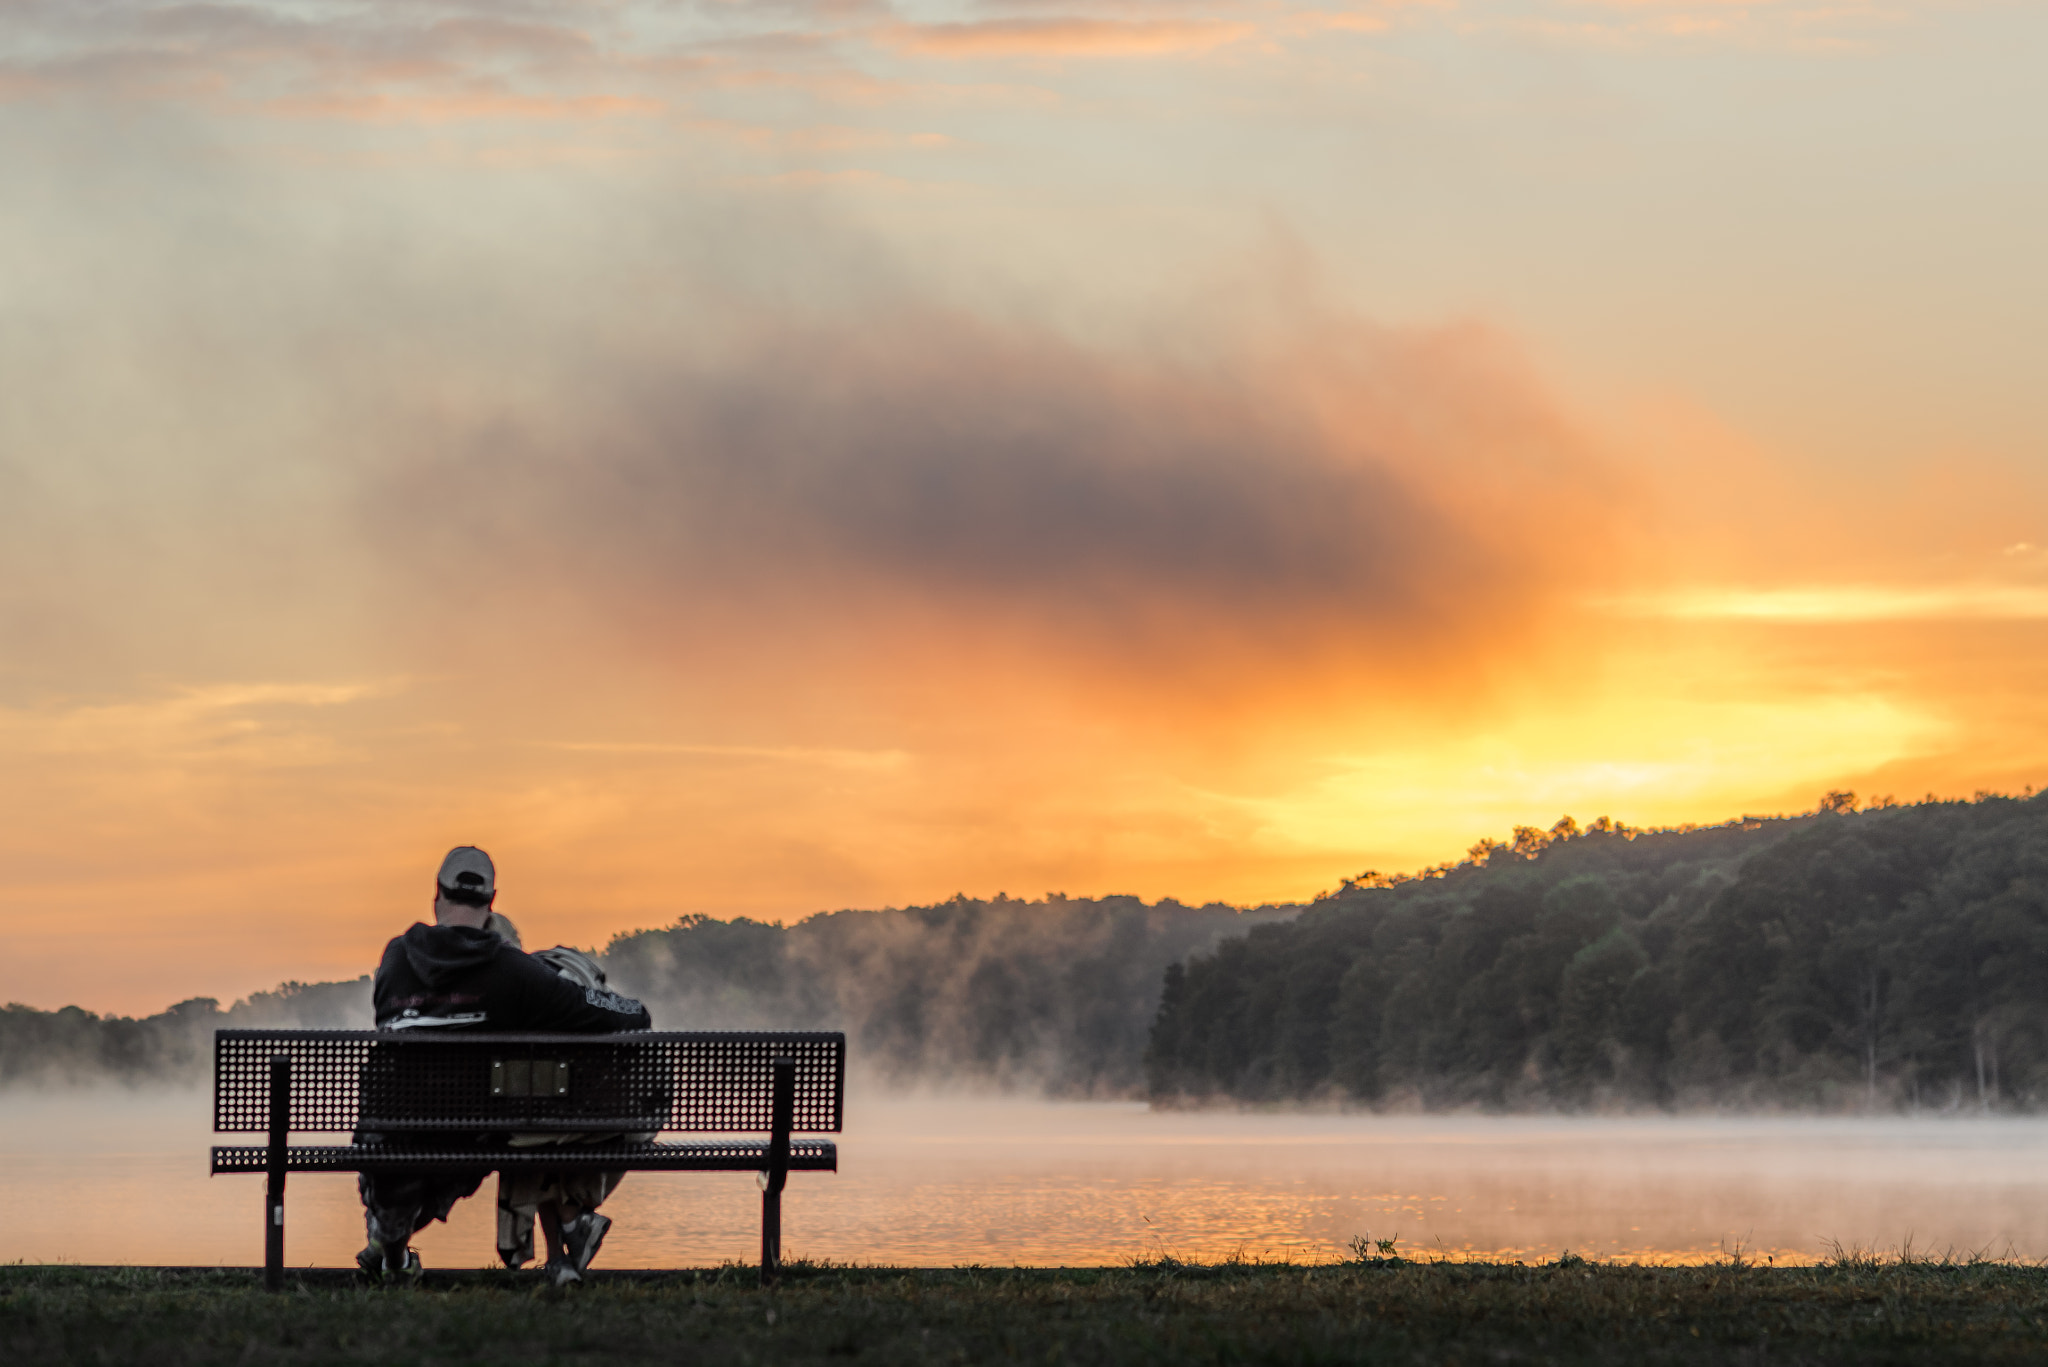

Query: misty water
left=8, top=1089, right=2048, bottom=1268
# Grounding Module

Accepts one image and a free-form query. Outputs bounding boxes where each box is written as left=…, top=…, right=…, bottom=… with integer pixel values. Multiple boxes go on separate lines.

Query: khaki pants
left=496, top=1169, right=626, bottom=1267
left=360, top=1168, right=486, bottom=1249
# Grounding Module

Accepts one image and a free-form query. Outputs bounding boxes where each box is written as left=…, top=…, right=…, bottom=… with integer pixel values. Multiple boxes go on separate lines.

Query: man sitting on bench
left=358, top=845, right=652, bottom=1281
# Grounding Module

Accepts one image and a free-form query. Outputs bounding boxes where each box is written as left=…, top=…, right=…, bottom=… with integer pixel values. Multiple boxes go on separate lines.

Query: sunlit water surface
left=6, top=1090, right=2047, bottom=1268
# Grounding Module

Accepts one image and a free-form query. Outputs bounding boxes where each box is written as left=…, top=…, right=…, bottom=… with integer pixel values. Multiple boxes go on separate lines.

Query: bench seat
left=215, top=1028, right=845, bottom=1286
left=212, top=1138, right=839, bottom=1175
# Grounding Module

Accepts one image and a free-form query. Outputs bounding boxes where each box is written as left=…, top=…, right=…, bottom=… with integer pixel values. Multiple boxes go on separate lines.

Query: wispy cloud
left=0, top=681, right=402, bottom=762
left=262, top=91, right=662, bottom=121
left=547, top=741, right=912, bottom=771
left=1486, top=0, right=1919, bottom=47
left=0, top=0, right=1926, bottom=126
left=1604, top=584, right=2048, bottom=622
left=880, top=18, right=1258, bottom=59
left=0, top=0, right=673, bottom=119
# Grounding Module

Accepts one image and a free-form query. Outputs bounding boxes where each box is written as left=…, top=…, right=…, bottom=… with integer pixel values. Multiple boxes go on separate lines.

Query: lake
left=6, top=1089, right=2046, bottom=1268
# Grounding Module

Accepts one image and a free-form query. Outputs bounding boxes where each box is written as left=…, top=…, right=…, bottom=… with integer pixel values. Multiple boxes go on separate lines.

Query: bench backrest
left=215, top=1030, right=845, bottom=1135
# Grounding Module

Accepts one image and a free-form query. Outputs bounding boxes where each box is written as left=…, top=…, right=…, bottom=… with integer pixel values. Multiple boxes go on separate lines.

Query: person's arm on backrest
left=499, top=948, right=652, bottom=1032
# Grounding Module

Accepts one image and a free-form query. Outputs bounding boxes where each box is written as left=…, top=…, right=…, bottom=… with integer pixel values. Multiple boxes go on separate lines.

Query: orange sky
left=1, top=0, right=2044, bottom=1012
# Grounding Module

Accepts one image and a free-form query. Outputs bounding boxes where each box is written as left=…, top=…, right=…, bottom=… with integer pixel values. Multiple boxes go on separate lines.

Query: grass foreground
left=9, top=1256, right=2048, bottom=1364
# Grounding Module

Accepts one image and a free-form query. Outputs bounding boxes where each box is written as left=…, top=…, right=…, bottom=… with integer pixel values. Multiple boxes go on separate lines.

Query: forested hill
left=603, top=895, right=1293, bottom=1094
left=0, top=895, right=1291, bottom=1093
left=1146, top=794, right=2048, bottom=1111
left=14, top=795, right=2048, bottom=1108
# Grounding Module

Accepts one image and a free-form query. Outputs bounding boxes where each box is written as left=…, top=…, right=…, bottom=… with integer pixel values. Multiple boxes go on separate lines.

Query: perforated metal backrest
left=215, top=1030, right=845, bottom=1134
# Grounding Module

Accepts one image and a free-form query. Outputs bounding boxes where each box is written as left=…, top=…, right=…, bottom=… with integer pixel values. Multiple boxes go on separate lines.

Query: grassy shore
left=8, top=1256, right=2048, bottom=1364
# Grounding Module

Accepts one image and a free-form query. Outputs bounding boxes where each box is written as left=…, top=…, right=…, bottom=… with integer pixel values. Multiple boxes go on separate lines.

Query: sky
left=1, top=0, right=2044, bottom=1012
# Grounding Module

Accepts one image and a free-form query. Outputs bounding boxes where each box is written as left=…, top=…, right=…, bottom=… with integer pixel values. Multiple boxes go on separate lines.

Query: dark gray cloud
left=372, top=308, right=1626, bottom=691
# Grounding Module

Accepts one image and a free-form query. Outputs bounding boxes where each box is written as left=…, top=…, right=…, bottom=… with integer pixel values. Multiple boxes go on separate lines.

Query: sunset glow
left=2, top=0, right=2043, bottom=1013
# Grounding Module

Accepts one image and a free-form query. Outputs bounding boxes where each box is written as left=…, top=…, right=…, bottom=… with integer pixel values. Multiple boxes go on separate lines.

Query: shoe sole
left=568, top=1215, right=611, bottom=1275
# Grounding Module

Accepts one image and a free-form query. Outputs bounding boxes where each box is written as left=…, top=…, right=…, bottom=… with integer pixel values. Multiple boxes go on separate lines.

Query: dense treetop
left=1147, top=793, right=2048, bottom=1110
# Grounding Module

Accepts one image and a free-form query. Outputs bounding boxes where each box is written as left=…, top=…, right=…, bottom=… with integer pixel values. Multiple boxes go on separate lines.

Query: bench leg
left=760, top=1057, right=793, bottom=1286
left=265, top=1053, right=289, bottom=1291
left=760, top=1184, right=782, bottom=1281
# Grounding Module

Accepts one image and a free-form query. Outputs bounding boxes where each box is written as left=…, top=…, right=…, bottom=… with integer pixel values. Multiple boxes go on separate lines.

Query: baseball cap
left=436, top=846, right=496, bottom=906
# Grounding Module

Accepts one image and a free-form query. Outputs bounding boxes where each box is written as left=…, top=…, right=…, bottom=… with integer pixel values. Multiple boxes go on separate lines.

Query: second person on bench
left=358, top=845, right=652, bottom=1283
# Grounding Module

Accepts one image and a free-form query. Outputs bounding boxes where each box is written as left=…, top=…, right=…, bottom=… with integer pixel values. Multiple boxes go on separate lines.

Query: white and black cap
left=436, top=846, right=496, bottom=907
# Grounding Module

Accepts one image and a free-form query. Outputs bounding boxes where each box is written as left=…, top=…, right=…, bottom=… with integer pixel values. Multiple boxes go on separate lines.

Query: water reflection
left=5, top=1089, right=2047, bottom=1267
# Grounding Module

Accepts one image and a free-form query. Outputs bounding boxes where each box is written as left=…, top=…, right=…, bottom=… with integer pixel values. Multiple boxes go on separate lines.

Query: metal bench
left=211, top=1028, right=846, bottom=1287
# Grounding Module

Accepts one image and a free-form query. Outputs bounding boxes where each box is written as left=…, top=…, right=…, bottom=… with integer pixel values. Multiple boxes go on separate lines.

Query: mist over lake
left=10, top=1088, right=2048, bottom=1269
left=13, top=800, right=2048, bottom=1276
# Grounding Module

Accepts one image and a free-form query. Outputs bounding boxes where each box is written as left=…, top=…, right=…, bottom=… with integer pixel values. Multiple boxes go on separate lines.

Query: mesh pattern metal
left=211, top=1139, right=839, bottom=1175
left=216, top=1031, right=371, bottom=1133
left=215, top=1030, right=845, bottom=1134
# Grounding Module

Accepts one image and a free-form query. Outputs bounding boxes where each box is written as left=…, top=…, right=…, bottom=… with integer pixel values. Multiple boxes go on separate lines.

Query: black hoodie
left=372, top=923, right=652, bottom=1033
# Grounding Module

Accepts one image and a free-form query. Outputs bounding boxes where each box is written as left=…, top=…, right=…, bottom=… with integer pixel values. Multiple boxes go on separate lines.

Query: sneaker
left=356, top=1242, right=423, bottom=1282
left=550, top=1212, right=611, bottom=1286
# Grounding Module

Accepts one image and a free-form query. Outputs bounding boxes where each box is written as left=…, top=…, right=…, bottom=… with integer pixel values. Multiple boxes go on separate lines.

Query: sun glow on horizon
left=1604, top=584, right=2048, bottom=623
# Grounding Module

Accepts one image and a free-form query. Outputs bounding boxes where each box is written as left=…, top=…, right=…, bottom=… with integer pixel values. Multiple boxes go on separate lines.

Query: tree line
left=0, top=896, right=1285, bottom=1093
left=1146, top=793, right=2048, bottom=1111
left=603, top=894, right=1291, bottom=1094
left=0, top=978, right=370, bottom=1086
left=13, top=792, right=2048, bottom=1110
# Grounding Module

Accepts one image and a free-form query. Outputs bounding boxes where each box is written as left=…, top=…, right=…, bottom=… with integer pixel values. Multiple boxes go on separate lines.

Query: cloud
left=362, top=306, right=1633, bottom=718
left=0, top=0, right=1953, bottom=122
left=1605, top=584, right=2048, bottom=622
left=260, top=91, right=662, bottom=122
left=1276, top=11, right=1394, bottom=35
left=0, top=100, right=1659, bottom=1006
left=880, top=19, right=1258, bottom=59
left=547, top=741, right=912, bottom=771
left=0, top=2, right=1269, bottom=123
left=0, top=681, right=398, bottom=763
left=0, top=0, right=661, bottom=118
